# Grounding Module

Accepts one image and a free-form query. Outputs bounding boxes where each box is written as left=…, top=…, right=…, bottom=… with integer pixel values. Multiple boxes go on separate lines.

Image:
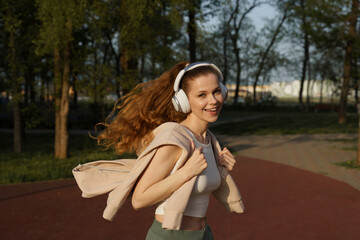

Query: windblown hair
left=95, top=62, right=188, bottom=155
left=95, top=61, right=223, bottom=155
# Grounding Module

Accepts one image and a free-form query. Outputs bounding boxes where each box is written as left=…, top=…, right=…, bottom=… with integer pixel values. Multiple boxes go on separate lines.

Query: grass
left=322, top=137, right=360, bottom=169
left=213, top=111, right=360, bottom=170
left=211, top=112, right=358, bottom=135
left=1, top=111, right=359, bottom=184
left=0, top=132, right=136, bottom=185
left=334, top=160, right=360, bottom=169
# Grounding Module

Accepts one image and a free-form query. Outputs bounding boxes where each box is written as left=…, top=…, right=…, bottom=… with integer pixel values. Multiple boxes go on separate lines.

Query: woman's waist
left=155, top=214, right=207, bottom=231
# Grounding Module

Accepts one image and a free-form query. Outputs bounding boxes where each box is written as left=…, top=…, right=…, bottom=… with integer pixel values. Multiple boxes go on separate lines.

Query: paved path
left=1, top=132, right=360, bottom=239
left=217, top=133, right=360, bottom=191
left=1, top=156, right=360, bottom=240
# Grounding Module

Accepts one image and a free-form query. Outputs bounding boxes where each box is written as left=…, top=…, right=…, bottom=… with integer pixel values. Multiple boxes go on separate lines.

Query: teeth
left=206, top=108, right=217, bottom=112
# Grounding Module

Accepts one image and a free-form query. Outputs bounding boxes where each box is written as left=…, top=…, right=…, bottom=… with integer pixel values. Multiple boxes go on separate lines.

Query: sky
left=204, top=2, right=294, bottom=83
left=204, top=2, right=277, bottom=31
left=248, top=3, right=277, bottom=31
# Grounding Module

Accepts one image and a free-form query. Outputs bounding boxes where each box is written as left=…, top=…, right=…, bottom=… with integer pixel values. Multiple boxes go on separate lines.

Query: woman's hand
left=131, top=141, right=206, bottom=210
left=218, top=147, right=236, bottom=172
left=180, top=141, right=207, bottom=179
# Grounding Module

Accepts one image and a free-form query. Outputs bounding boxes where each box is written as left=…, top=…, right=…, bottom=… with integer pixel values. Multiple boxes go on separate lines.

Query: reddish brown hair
left=95, top=62, right=188, bottom=154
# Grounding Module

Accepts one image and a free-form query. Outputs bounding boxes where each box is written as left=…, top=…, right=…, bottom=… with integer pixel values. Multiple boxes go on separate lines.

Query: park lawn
left=1, top=111, right=358, bottom=184
left=211, top=112, right=358, bottom=135
left=0, top=132, right=136, bottom=185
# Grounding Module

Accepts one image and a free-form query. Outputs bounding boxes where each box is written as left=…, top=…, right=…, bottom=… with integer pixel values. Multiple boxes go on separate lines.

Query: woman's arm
left=132, top=141, right=206, bottom=210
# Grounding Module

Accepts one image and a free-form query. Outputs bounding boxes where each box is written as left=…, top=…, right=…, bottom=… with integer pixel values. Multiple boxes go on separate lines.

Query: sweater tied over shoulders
left=73, top=122, right=244, bottom=230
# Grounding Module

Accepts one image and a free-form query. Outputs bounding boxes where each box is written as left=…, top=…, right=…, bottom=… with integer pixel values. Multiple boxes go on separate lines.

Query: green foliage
left=0, top=132, right=136, bottom=184
left=22, top=103, right=54, bottom=129
left=35, top=0, right=87, bottom=55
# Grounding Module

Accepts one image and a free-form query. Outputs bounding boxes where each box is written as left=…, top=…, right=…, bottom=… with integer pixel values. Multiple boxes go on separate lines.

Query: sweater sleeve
left=212, top=167, right=245, bottom=213
left=103, top=122, right=193, bottom=221
left=208, top=131, right=245, bottom=213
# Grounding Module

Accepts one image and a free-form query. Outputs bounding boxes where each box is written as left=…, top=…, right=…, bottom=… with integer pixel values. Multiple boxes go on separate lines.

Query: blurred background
left=1, top=0, right=359, bottom=185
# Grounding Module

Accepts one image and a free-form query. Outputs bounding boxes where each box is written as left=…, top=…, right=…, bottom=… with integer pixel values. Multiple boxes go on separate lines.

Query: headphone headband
left=173, top=62, right=224, bottom=92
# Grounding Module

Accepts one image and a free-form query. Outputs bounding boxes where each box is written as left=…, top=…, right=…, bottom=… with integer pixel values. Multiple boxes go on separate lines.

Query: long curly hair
left=95, top=61, right=222, bottom=155
left=95, top=62, right=188, bottom=154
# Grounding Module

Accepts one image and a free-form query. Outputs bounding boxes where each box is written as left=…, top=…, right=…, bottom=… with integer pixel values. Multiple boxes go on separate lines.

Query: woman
left=95, top=61, right=244, bottom=239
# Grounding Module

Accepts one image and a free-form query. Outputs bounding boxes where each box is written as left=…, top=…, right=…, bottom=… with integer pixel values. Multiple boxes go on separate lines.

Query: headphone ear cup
left=220, top=82, right=228, bottom=100
left=173, top=89, right=191, bottom=113
left=172, top=96, right=181, bottom=112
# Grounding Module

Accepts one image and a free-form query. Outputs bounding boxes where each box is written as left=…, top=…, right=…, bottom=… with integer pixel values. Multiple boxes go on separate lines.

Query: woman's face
left=186, top=73, right=224, bottom=124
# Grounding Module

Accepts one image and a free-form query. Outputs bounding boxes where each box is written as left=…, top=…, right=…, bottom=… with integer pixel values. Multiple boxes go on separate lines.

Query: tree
left=226, top=0, right=263, bottom=103
left=300, top=0, right=355, bottom=120
left=2, top=2, right=24, bottom=153
left=298, top=0, right=310, bottom=111
left=1, top=0, right=40, bottom=153
left=253, top=5, right=289, bottom=103
left=185, top=0, right=223, bottom=63
left=187, top=0, right=200, bottom=62
left=339, top=0, right=358, bottom=124
left=36, top=0, right=87, bottom=159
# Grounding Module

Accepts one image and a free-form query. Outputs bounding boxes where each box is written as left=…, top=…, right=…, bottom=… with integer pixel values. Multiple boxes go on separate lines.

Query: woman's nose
left=209, top=94, right=217, bottom=104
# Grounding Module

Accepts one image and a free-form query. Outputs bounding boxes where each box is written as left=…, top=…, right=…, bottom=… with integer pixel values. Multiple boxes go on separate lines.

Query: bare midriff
left=155, top=214, right=206, bottom=231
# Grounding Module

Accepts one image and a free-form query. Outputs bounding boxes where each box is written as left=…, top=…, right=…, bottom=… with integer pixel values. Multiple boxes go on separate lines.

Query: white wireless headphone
left=172, top=62, right=228, bottom=113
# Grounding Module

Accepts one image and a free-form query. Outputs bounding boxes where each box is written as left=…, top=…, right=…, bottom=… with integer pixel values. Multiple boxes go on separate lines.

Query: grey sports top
left=155, top=128, right=221, bottom=217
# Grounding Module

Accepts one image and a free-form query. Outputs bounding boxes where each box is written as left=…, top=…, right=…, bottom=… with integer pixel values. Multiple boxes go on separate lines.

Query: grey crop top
left=155, top=128, right=221, bottom=217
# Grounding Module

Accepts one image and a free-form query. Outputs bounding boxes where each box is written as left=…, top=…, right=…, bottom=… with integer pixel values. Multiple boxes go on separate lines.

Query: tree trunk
left=305, top=60, right=312, bottom=112
left=13, top=101, right=22, bottom=153
left=358, top=102, right=360, bottom=165
left=234, top=48, right=241, bottom=104
left=227, top=0, right=261, bottom=104
left=299, top=0, right=309, bottom=111
left=24, top=68, right=35, bottom=104
left=353, top=58, right=359, bottom=104
left=107, top=32, right=122, bottom=99
left=253, top=10, right=288, bottom=104
left=120, top=50, right=138, bottom=96
left=319, top=74, right=324, bottom=103
left=339, top=0, right=358, bottom=124
left=56, top=20, right=72, bottom=159
left=223, top=32, right=228, bottom=84
left=9, top=23, right=23, bottom=153
left=188, top=4, right=197, bottom=62
left=54, top=47, right=62, bottom=158
left=72, top=75, right=78, bottom=109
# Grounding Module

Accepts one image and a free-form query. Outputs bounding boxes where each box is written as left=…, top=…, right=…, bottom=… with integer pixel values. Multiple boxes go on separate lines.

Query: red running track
left=1, top=156, right=360, bottom=240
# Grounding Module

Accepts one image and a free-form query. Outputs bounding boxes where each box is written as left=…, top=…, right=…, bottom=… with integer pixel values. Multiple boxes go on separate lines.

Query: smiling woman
left=79, top=62, right=244, bottom=240
left=185, top=73, right=224, bottom=125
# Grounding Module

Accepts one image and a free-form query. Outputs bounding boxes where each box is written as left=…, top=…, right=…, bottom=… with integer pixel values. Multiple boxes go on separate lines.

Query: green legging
left=145, top=219, right=214, bottom=240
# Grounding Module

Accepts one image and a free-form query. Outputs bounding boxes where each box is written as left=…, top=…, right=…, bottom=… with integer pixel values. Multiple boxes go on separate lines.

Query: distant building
left=226, top=79, right=348, bottom=102
left=270, top=80, right=340, bottom=99
left=226, top=84, right=271, bottom=101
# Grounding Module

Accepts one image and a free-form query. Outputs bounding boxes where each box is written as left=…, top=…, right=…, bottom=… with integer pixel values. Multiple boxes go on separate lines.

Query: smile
left=204, top=108, right=217, bottom=112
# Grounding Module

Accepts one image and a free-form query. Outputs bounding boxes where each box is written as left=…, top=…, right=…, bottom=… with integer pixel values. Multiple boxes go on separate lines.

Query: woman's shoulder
left=154, top=122, right=220, bottom=145
left=153, top=122, right=187, bottom=136
left=149, top=122, right=192, bottom=147
left=137, top=122, right=191, bottom=158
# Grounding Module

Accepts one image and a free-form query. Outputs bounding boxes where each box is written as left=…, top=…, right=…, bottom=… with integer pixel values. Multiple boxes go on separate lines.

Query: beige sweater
left=73, top=122, right=244, bottom=230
